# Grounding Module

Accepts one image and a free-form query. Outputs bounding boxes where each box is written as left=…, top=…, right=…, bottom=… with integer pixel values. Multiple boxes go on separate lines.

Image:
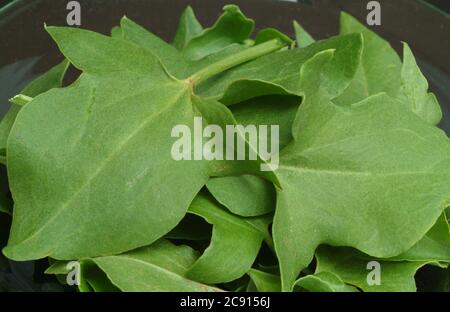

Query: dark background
left=1, top=0, right=450, bottom=14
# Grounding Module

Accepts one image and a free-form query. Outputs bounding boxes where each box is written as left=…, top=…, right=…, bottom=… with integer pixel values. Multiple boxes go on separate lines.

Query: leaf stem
left=9, top=94, right=33, bottom=106
left=189, top=39, right=285, bottom=85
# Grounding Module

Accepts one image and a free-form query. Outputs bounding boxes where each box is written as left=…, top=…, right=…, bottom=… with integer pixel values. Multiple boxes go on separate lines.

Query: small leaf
left=186, top=193, right=271, bottom=284
left=172, top=6, right=203, bottom=50
left=247, top=269, right=281, bottom=292
left=182, top=5, right=254, bottom=61
left=315, top=246, right=438, bottom=292
left=48, top=240, right=222, bottom=292
left=120, top=16, right=188, bottom=77
left=207, top=175, right=275, bottom=217
left=398, top=43, right=442, bottom=125
left=293, top=21, right=315, bottom=48
left=335, top=12, right=402, bottom=104
left=390, top=213, right=450, bottom=262
left=295, top=272, right=358, bottom=292
left=110, top=26, right=122, bottom=38
left=197, top=33, right=363, bottom=104
left=92, top=240, right=222, bottom=292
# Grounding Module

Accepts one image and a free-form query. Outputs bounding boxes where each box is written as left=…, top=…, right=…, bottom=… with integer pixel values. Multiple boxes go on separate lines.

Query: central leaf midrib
left=278, top=164, right=438, bottom=177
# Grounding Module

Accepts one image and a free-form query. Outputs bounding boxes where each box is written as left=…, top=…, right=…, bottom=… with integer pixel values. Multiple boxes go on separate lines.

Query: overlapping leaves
left=1, top=5, right=449, bottom=292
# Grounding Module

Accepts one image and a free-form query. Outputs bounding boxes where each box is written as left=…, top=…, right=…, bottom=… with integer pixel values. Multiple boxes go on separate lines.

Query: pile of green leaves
left=1, top=5, right=449, bottom=292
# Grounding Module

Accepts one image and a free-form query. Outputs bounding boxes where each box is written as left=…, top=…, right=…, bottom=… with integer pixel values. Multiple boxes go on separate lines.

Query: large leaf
left=186, top=193, right=271, bottom=284
left=272, top=50, right=450, bottom=290
left=3, top=28, right=207, bottom=260
left=3, top=25, right=282, bottom=261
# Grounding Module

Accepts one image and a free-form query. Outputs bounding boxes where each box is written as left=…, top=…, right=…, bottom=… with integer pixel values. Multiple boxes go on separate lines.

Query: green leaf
left=335, top=13, right=442, bottom=126
left=3, top=7, right=449, bottom=292
left=315, top=246, right=435, bottom=292
left=205, top=95, right=299, bottom=217
left=186, top=43, right=248, bottom=75
left=2, top=27, right=210, bottom=260
left=206, top=175, right=275, bottom=217
left=82, top=263, right=120, bottom=292
left=92, top=240, right=222, bottom=291
left=118, top=9, right=253, bottom=79
left=390, top=213, right=450, bottom=262
left=293, top=21, right=315, bottom=48
left=46, top=259, right=119, bottom=291
left=172, top=6, right=203, bottom=50
left=398, top=43, right=442, bottom=125
left=186, top=193, right=271, bottom=284
left=182, top=5, right=254, bottom=61
left=247, top=269, right=281, bottom=292
left=110, top=26, right=122, bottom=38
left=0, top=59, right=69, bottom=153
left=313, top=213, right=450, bottom=292
left=295, top=272, right=358, bottom=292
left=45, top=260, right=70, bottom=275
left=197, top=33, right=363, bottom=104
left=335, top=12, right=402, bottom=105
left=119, top=16, right=188, bottom=77
left=231, top=95, right=300, bottom=149
left=255, top=28, right=293, bottom=46
left=3, top=26, right=281, bottom=261
left=272, top=50, right=450, bottom=290
left=48, top=240, right=222, bottom=291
